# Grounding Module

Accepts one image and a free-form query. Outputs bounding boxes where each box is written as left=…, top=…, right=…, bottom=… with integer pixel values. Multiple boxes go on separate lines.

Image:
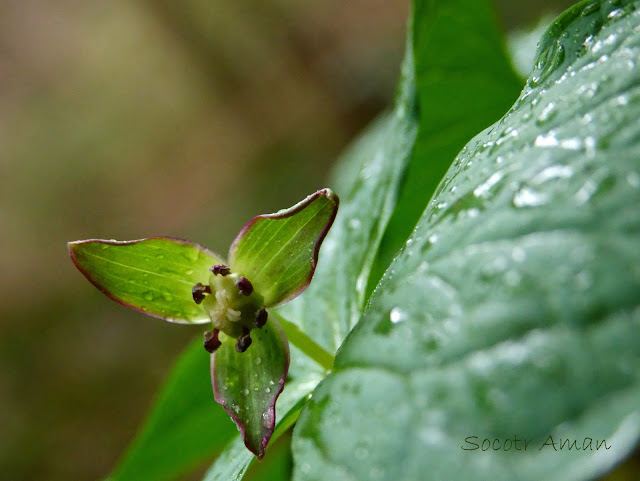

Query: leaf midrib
left=82, top=250, right=198, bottom=286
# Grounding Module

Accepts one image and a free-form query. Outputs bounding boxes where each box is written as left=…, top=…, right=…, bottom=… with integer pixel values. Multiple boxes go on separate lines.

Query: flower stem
left=270, top=310, right=334, bottom=372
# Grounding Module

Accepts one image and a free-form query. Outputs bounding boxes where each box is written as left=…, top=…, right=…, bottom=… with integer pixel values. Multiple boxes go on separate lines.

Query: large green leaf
left=107, top=338, right=236, bottom=481
left=275, top=31, right=420, bottom=353
left=367, top=0, right=523, bottom=294
left=69, top=237, right=223, bottom=323
left=292, top=1, right=640, bottom=480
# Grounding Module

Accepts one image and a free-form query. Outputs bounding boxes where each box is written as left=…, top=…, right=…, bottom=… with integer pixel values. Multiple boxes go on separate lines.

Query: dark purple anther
left=204, top=329, right=222, bottom=353
left=235, top=328, right=252, bottom=353
left=255, top=308, right=268, bottom=328
left=192, top=282, right=211, bottom=304
left=235, top=276, right=254, bottom=296
left=210, top=264, right=231, bottom=276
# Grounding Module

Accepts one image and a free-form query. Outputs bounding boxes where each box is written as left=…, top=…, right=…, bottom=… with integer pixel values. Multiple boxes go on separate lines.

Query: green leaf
left=276, top=39, right=420, bottom=352
left=367, top=0, right=524, bottom=295
left=68, top=237, right=223, bottom=324
left=292, top=1, right=640, bottom=480
left=213, top=317, right=290, bottom=459
left=108, top=338, right=236, bottom=481
left=228, top=189, right=339, bottom=308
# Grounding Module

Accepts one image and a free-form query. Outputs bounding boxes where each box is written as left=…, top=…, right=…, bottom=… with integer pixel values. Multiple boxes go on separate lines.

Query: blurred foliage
left=0, top=0, right=587, bottom=480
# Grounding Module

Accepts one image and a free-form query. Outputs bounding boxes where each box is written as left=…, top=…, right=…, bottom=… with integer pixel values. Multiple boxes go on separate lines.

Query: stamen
left=235, top=328, right=252, bottom=353
left=210, top=264, right=231, bottom=276
left=255, top=308, right=268, bottom=328
left=203, top=329, right=221, bottom=353
left=235, top=276, right=254, bottom=296
left=192, top=282, right=211, bottom=304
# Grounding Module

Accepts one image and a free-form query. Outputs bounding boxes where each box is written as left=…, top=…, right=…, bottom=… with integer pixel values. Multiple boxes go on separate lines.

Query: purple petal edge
left=67, top=236, right=225, bottom=324
left=211, top=326, right=290, bottom=459
left=228, top=189, right=340, bottom=307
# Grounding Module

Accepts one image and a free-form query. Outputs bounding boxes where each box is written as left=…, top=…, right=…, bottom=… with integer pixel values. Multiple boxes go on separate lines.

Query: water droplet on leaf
left=390, top=307, right=407, bottom=324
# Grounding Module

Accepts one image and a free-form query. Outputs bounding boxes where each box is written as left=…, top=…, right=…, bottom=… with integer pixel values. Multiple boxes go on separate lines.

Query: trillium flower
left=68, top=189, right=339, bottom=458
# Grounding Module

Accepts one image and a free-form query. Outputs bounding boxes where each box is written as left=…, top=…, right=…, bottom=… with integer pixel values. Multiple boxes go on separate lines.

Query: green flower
left=68, top=189, right=339, bottom=458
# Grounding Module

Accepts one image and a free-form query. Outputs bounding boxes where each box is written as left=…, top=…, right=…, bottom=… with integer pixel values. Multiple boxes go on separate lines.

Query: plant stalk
left=270, top=310, right=334, bottom=372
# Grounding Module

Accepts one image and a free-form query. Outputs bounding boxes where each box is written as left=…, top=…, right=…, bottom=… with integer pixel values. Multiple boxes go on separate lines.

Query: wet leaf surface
left=292, top=2, right=640, bottom=480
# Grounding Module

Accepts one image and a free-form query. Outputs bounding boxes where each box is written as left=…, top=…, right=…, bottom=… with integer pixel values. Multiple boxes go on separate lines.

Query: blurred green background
left=0, top=1, right=579, bottom=479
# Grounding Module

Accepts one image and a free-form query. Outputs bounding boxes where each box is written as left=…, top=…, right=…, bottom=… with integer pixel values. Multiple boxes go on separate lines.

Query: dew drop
left=243, top=389, right=249, bottom=396
left=513, top=187, right=550, bottom=207
left=536, top=102, right=557, bottom=125
left=559, top=137, right=583, bottom=150
left=390, top=307, right=407, bottom=324
left=255, top=357, right=262, bottom=365
left=577, top=81, right=599, bottom=98
left=532, top=165, right=574, bottom=184
left=505, top=270, right=521, bottom=287
left=473, top=172, right=504, bottom=198
left=185, top=248, right=201, bottom=262
left=607, top=8, right=624, bottom=19
left=356, top=273, right=367, bottom=295
left=262, top=409, right=274, bottom=428
left=265, top=387, right=271, bottom=393
left=466, top=208, right=480, bottom=218
left=534, top=133, right=559, bottom=148
left=349, top=218, right=361, bottom=230
left=627, top=172, right=640, bottom=189
left=512, top=247, right=526, bottom=263
left=143, top=291, right=154, bottom=301
left=574, top=171, right=614, bottom=204
left=585, top=136, right=596, bottom=157
left=581, top=2, right=599, bottom=16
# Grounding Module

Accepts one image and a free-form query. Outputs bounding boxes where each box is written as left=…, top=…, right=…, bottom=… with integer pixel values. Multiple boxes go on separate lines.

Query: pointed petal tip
left=319, top=187, right=339, bottom=204
left=67, top=237, right=221, bottom=324
left=211, top=320, right=289, bottom=459
left=228, top=188, right=340, bottom=307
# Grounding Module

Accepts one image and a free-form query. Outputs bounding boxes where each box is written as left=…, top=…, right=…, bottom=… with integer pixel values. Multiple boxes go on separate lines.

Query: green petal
left=211, top=315, right=290, bottom=459
left=228, top=189, right=339, bottom=307
left=68, top=237, right=224, bottom=323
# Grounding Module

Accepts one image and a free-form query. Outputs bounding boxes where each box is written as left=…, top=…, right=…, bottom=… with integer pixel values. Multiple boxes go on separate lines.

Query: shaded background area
left=0, top=1, right=578, bottom=479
